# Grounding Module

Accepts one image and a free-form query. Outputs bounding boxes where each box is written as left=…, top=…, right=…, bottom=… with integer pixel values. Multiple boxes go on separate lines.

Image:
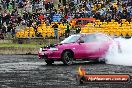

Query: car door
left=73, top=35, right=87, bottom=59
left=77, top=34, right=101, bottom=58
left=96, top=34, right=113, bottom=57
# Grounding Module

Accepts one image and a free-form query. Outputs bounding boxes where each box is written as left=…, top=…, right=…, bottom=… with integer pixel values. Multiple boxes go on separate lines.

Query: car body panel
left=38, top=33, right=118, bottom=61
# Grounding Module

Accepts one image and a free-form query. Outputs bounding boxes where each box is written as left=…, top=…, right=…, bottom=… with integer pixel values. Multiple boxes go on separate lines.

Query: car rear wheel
left=98, top=58, right=107, bottom=64
left=45, top=60, right=54, bottom=65
left=97, top=43, right=122, bottom=64
left=93, top=58, right=106, bottom=64
left=62, top=51, right=74, bottom=65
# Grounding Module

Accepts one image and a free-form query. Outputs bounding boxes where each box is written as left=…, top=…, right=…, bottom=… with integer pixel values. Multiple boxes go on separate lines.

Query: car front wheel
left=62, top=51, right=74, bottom=65
left=45, top=60, right=54, bottom=65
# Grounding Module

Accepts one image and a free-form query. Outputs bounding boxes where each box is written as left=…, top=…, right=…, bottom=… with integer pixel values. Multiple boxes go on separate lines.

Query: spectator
left=0, top=0, right=131, bottom=39
left=2, top=0, right=6, bottom=9
left=50, top=2, right=54, bottom=10
left=1, top=24, right=6, bottom=34
left=6, top=0, right=10, bottom=9
left=17, top=15, right=22, bottom=25
left=64, top=14, right=68, bottom=19
left=18, top=1, right=24, bottom=8
left=38, top=13, right=44, bottom=21
left=5, top=13, right=11, bottom=25
left=45, top=19, right=50, bottom=26
left=76, top=26, right=81, bottom=34
left=11, top=24, right=15, bottom=38
left=58, top=2, right=61, bottom=8
left=52, top=23, right=58, bottom=39
left=23, top=12, right=28, bottom=21
left=0, top=14, right=2, bottom=25
left=0, top=25, right=2, bottom=33
left=27, top=19, right=33, bottom=27
left=65, top=22, right=70, bottom=38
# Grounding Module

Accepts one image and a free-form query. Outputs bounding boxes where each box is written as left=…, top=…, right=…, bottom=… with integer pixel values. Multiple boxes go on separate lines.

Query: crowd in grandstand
left=0, top=0, right=132, bottom=39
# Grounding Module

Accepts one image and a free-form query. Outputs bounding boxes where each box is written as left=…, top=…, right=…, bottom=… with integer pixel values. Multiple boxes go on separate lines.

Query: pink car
left=38, top=33, right=121, bottom=65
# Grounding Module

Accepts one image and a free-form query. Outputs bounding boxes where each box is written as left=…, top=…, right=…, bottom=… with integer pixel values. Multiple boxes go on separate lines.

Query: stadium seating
left=15, top=18, right=132, bottom=38
left=80, top=19, right=132, bottom=37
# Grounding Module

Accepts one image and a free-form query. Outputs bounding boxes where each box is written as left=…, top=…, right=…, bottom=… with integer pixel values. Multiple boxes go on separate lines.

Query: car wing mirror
left=78, top=39, right=84, bottom=44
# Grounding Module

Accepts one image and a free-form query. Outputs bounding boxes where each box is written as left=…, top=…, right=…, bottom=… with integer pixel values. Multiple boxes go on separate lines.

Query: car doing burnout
left=38, top=33, right=121, bottom=65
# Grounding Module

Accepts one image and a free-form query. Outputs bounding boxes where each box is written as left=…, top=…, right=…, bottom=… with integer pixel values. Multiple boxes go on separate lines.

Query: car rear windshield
left=61, top=35, right=81, bottom=44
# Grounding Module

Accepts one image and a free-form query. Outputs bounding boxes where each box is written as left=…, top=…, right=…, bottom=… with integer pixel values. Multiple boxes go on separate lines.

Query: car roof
left=80, top=32, right=106, bottom=36
left=71, top=32, right=108, bottom=37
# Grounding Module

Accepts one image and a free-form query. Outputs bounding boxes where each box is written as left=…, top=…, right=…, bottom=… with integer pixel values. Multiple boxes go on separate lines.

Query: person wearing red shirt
left=64, top=14, right=68, bottom=19
left=38, top=14, right=44, bottom=21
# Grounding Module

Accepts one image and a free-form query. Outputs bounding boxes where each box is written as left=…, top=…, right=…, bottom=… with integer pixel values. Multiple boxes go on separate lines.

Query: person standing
left=2, top=0, right=6, bottom=9
left=5, top=13, right=11, bottom=25
left=1, top=25, right=7, bottom=38
left=76, top=26, right=81, bottom=34
left=11, top=24, right=15, bottom=38
left=65, top=22, right=70, bottom=38
left=6, top=0, right=10, bottom=9
left=0, top=13, right=2, bottom=25
left=52, top=23, right=58, bottom=39
left=50, top=1, right=54, bottom=10
left=7, top=24, right=13, bottom=39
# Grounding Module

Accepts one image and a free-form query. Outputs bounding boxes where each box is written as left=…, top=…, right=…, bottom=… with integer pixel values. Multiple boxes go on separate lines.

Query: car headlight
left=49, top=48, right=59, bottom=51
left=39, top=48, right=42, bottom=52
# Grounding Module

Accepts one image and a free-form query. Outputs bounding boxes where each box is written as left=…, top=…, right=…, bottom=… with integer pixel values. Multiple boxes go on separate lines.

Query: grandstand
left=0, top=0, right=132, bottom=39
left=15, top=18, right=132, bottom=39
left=80, top=19, right=132, bottom=38
left=16, top=22, right=66, bottom=39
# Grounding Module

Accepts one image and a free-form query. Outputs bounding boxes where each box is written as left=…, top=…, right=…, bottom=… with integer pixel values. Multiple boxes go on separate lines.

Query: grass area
left=0, top=38, right=60, bottom=48
left=0, top=43, right=44, bottom=48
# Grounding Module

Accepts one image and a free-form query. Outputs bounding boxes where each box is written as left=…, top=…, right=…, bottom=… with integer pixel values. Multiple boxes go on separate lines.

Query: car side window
left=97, top=35, right=110, bottom=42
left=83, top=34, right=97, bottom=43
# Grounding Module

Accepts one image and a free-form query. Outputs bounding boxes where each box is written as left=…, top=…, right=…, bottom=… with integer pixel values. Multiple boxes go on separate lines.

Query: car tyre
left=62, top=51, right=74, bottom=65
left=93, top=58, right=106, bottom=64
left=99, top=58, right=107, bottom=64
left=45, top=60, right=54, bottom=65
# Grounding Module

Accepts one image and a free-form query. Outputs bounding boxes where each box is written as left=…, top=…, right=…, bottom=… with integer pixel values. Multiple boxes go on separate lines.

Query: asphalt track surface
left=0, top=55, right=132, bottom=88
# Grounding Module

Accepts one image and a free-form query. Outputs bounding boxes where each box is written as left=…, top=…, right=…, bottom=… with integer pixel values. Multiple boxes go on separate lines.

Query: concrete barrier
left=0, top=47, right=39, bottom=55
left=0, top=38, right=60, bottom=55
left=0, top=40, right=13, bottom=43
